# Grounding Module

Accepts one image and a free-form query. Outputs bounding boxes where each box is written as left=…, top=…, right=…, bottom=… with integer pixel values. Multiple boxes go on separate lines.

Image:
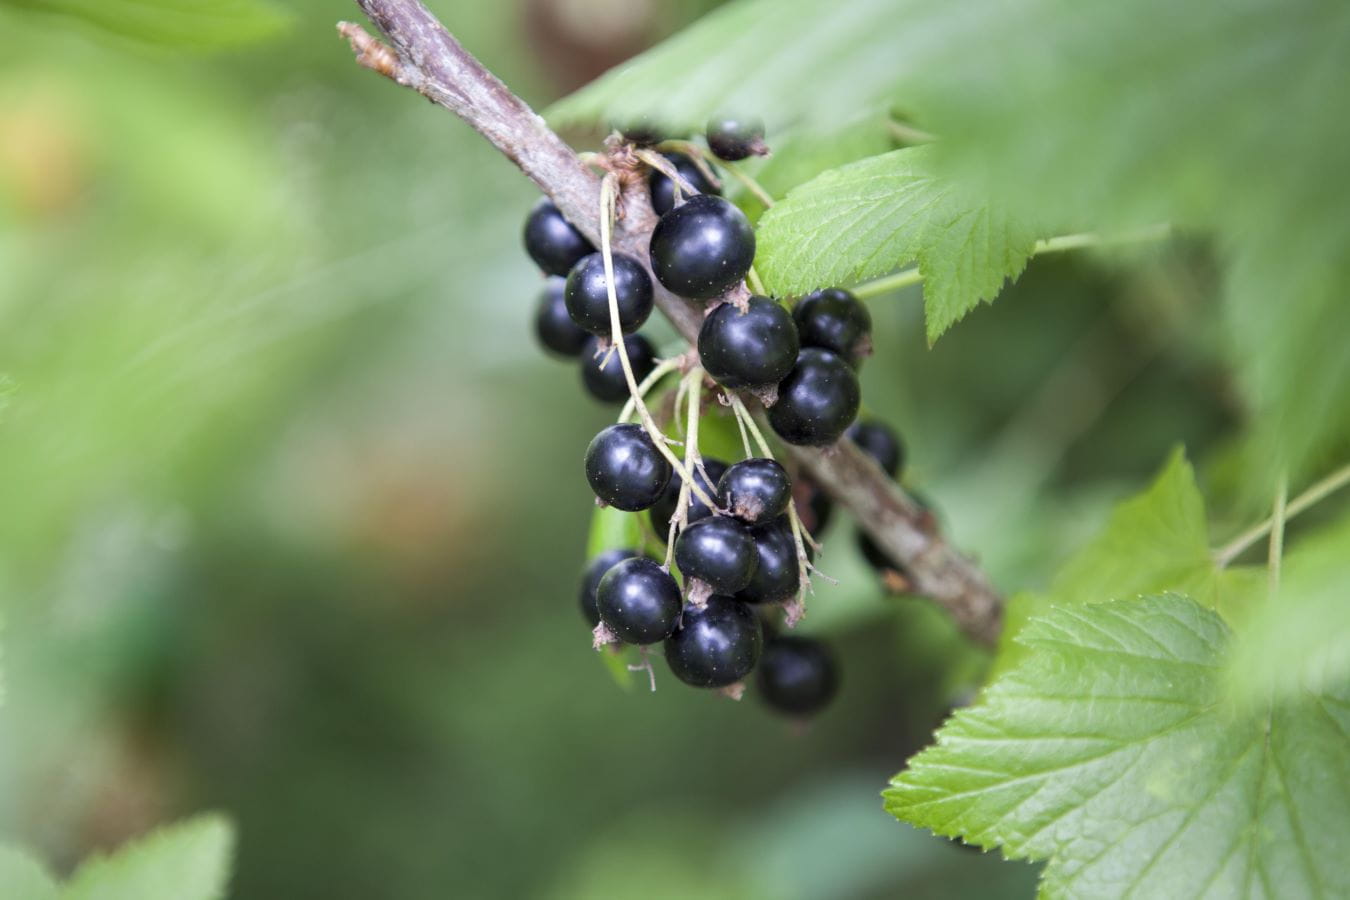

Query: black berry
left=664, top=596, right=763, bottom=687
left=706, top=116, right=767, bottom=161
left=717, top=458, right=791, bottom=524
left=584, top=424, right=672, bottom=511
left=565, top=252, right=654, bottom=336
left=523, top=198, right=594, bottom=276
left=579, top=548, right=637, bottom=626
left=533, top=276, right=589, bottom=358
left=846, top=419, right=904, bottom=477
left=650, top=459, right=727, bottom=541
left=767, top=348, right=861, bottom=446
left=674, top=516, right=758, bottom=595
left=698, top=296, right=800, bottom=389
left=649, top=195, right=755, bottom=300
left=596, top=557, right=683, bottom=644
left=756, top=635, right=838, bottom=716
left=618, top=117, right=664, bottom=146
left=792, top=288, right=872, bottom=367
left=735, top=517, right=806, bottom=605
left=857, top=529, right=905, bottom=575
left=649, top=152, right=721, bottom=217
left=579, top=334, right=657, bottom=404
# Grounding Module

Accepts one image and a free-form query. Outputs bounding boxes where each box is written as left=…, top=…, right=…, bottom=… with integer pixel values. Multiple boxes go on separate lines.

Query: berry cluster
left=524, top=117, right=913, bottom=716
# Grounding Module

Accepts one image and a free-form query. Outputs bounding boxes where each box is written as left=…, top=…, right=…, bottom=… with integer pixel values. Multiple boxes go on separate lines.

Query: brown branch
left=338, top=1, right=1004, bottom=646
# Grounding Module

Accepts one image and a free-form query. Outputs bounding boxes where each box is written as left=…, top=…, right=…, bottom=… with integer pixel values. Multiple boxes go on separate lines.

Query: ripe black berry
left=767, top=348, right=861, bottom=446
left=649, top=152, right=721, bottom=217
left=533, top=276, right=589, bottom=358
left=846, top=419, right=904, bottom=477
left=756, top=635, right=838, bottom=716
left=664, top=596, right=763, bottom=687
left=792, top=288, right=872, bottom=367
left=565, top=252, right=654, bottom=336
left=523, top=198, right=594, bottom=276
left=649, top=459, right=727, bottom=540
left=735, top=517, right=806, bottom=604
left=718, top=458, right=791, bottom=524
left=579, top=548, right=637, bottom=626
left=674, top=516, right=758, bottom=595
left=649, top=195, right=755, bottom=300
left=698, top=296, right=800, bottom=389
left=596, top=557, right=683, bottom=644
left=705, top=116, right=767, bottom=161
left=584, top=424, right=672, bottom=511
left=580, top=334, right=657, bottom=404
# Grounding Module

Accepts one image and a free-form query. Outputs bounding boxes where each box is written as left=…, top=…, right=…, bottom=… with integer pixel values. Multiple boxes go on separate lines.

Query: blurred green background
left=0, top=1, right=1246, bottom=897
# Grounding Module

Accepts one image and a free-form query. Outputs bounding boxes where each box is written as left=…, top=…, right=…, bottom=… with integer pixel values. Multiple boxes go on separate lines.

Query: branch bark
left=339, top=0, right=1004, bottom=646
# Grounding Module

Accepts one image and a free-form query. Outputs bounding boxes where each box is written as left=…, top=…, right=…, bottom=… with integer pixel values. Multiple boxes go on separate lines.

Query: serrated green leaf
left=755, top=147, right=1038, bottom=343
left=886, top=594, right=1350, bottom=899
left=3, top=0, right=291, bottom=49
left=64, top=814, right=234, bottom=900
left=0, top=845, right=59, bottom=900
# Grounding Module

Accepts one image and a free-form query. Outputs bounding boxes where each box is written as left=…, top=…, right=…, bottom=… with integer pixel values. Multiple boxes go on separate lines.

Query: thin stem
left=747, top=266, right=767, bottom=296
left=1268, top=473, right=1288, bottom=597
left=720, top=163, right=775, bottom=208
left=619, top=357, right=680, bottom=424
left=1215, top=460, right=1350, bottom=566
left=731, top=397, right=754, bottom=458
left=599, top=174, right=717, bottom=510
left=656, top=139, right=723, bottom=191
left=656, top=138, right=774, bottom=208
left=886, top=118, right=936, bottom=145
left=665, top=367, right=706, bottom=568
left=851, top=267, right=923, bottom=299
left=634, top=148, right=700, bottom=199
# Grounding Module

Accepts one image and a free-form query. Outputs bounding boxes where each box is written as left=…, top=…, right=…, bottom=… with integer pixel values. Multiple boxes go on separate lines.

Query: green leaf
left=885, top=594, right=1350, bottom=898
left=0, top=845, right=59, bottom=900
left=3, top=0, right=291, bottom=49
left=586, top=505, right=643, bottom=560
left=754, top=147, right=1038, bottom=343
left=64, top=814, right=234, bottom=900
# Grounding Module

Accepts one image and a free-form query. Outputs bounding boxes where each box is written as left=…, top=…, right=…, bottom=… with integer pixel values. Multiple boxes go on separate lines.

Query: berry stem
left=657, top=138, right=776, bottom=208
left=665, top=367, right=707, bottom=569
left=633, top=148, right=701, bottom=203
left=599, top=173, right=719, bottom=511
left=1214, top=460, right=1350, bottom=567
left=618, top=356, right=681, bottom=424
left=747, top=266, right=767, bottom=296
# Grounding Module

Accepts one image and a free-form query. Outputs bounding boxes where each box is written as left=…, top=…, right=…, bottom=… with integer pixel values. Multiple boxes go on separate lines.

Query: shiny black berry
left=792, top=288, right=872, bottom=367
left=533, top=276, right=589, bottom=358
left=735, top=517, right=806, bottom=604
left=698, top=296, right=800, bottom=389
left=846, top=419, right=904, bottom=477
left=649, top=459, right=727, bottom=540
left=718, top=458, right=791, bottom=524
left=649, top=195, right=755, bottom=300
left=579, top=548, right=637, bottom=626
left=649, top=152, right=721, bottom=217
left=579, top=334, right=657, bottom=404
left=767, top=348, right=861, bottom=446
left=706, top=116, right=767, bottom=161
left=756, top=636, right=838, bottom=716
left=596, top=557, right=683, bottom=644
left=664, top=596, right=763, bottom=687
left=564, top=252, right=654, bottom=336
left=584, top=424, right=672, bottom=511
left=674, top=516, right=758, bottom=595
left=523, top=198, right=594, bottom=276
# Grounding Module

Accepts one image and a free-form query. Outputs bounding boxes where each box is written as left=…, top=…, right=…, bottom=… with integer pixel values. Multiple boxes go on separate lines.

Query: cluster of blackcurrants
left=525, top=117, right=910, bottom=717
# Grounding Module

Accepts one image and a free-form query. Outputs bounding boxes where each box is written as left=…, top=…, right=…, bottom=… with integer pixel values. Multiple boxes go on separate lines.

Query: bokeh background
left=0, top=1, right=1244, bottom=896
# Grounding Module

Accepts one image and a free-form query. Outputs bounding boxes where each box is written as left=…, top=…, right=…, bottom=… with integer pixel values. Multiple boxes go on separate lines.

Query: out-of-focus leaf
left=64, top=814, right=234, bottom=900
left=4, top=0, right=290, bottom=49
left=755, top=146, right=1039, bottom=341
left=585, top=505, right=642, bottom=559
left=0, top=845, right=58, bottom=900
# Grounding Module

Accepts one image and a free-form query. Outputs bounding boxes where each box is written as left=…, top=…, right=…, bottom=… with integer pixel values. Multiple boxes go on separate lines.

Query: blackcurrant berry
left=649, top=152, right=721, bottom=217
left=717, top=458, right=791, bottom=524
left=698, top=296, right=800, bottom=390
left=846, top=419, right=904, bottom=477
left=523, top=198, right=594, bottom=276
left=649, top=459, right=727, bottom=541
left=564, top=252, right=654, bottom=336
left=756, top=635, right=838, bottom=716
left=857, top=529, right=905, bottom=574
left=579, top=548, right=637, bottom=626
left=674, top=516, right=758, bottom=595
left=706, top=116, right=767, bottom=161
left=792, top=288, right=872, bottom=367
left=584, top=424, right=672, bottom=511
left=664, top=596, right=763, bottom=687
left=579, top=334, right=657, bottom=404
left=533, top=276, right=589, bottom=358
left=794, top=476, right=833, bottom=535
left=596, top=557, right=683, bottom=644
left=648, top=195, right=755, bottom=300
left=767, top=348, right=861, bottom=446
left=735, top=517, right=807, bottom=605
